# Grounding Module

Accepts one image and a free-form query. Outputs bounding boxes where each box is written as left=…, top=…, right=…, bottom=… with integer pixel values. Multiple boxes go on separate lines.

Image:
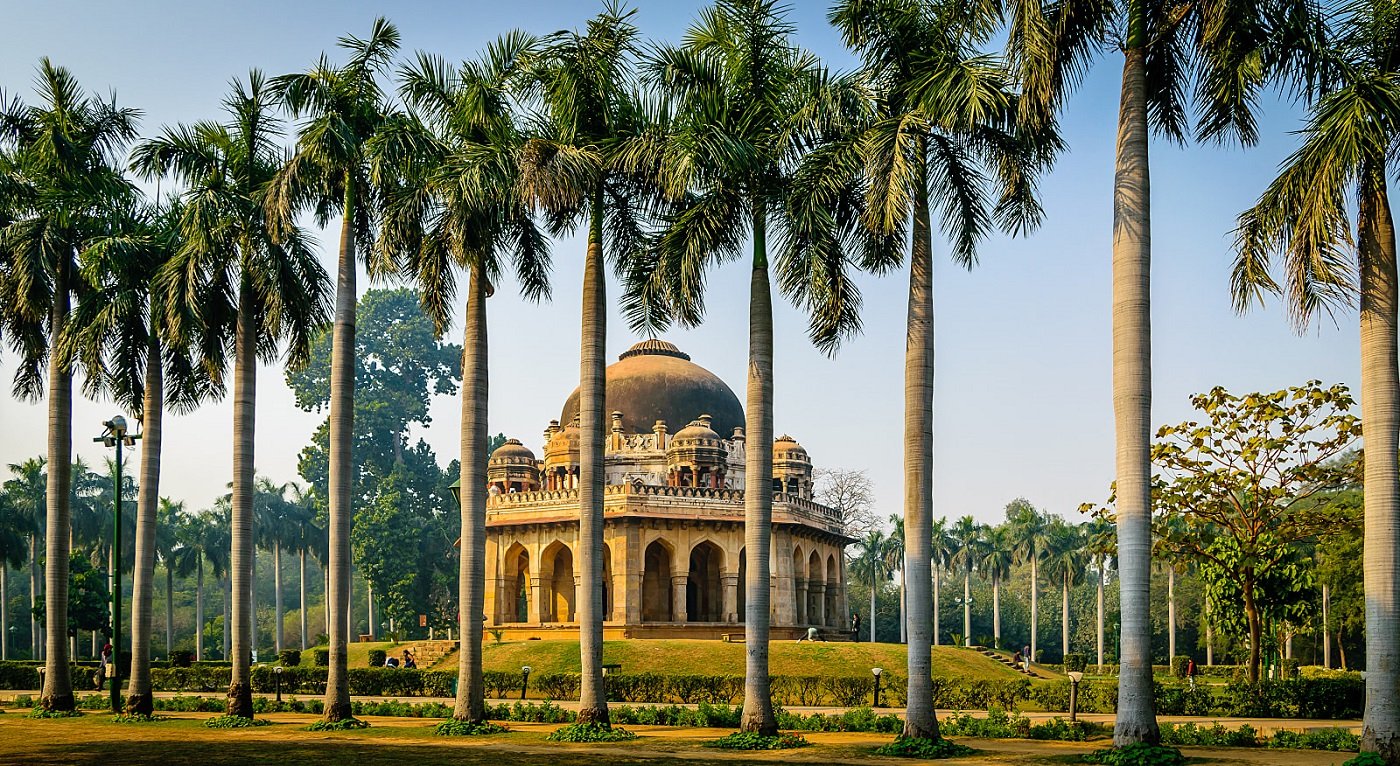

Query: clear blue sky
left=0, top=1, right=1359, bottom=529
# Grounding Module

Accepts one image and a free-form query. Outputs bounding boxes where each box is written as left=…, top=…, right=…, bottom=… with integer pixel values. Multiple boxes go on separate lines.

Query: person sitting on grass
left=402, top=649, right=416, bottom=669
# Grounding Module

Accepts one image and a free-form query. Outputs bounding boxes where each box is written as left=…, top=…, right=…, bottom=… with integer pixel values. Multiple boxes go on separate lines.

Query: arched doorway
left=541, top=542, right=575, bottom=622
left=600, top=543, right=613, bottom=621
left=686, top=541, right=724, bottom=622
left=808, top=550, right=824, bottom=626
left=642, top=540, right=673, bottom=622
left=791, top=546, right=806, bottom=625
left=826, top=554, right=840, bottom=627
left=502, top=543, right=529, bottom=623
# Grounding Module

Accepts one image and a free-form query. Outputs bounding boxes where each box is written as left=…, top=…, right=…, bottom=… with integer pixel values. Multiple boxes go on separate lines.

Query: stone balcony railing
left=487, top=483, right=846, bottom=537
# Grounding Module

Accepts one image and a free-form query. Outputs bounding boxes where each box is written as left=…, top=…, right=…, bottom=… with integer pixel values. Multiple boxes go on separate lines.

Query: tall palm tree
left=3, top=459, right=46, bottom=659
left=169, top=507, right=217, bottom=660
left=978, top=525, right=1014, bottom=649
left=1009, top=0, right=1312, bottom=746
left=641, top=0, right=861, bottom=734
left=267, top=18, right=400, bottom=724
left=254, top=478, right=294, bottom=655
left=949, top=516, right=982, bottom=647
left=390, top=33, right=550, bottom=725
left=883, top=515, right=906, bottom=643
left=1085, top=516, right=1116, bottom=669
left=1044, top=520, right=1086, bottom=660
left=154, top=500, right=185, bottom=659
left=851, top=529, right=889, bottom=643
left=515, top=3, right=668, bottom=728
left=283, top=484, right=320, bottom=651
left=1231, top=1, right=1399, bottom=754
left=829, top=0, right=1052, bottom=740
left=0, top=491, right=26, bottom=660
left=1009, top=500, right=1050, bottom=662
left=931, top=516, right=953, bottom=646
left=131, top=72, right=329, bottom=717
left=0, top=60, right=139, bottom=711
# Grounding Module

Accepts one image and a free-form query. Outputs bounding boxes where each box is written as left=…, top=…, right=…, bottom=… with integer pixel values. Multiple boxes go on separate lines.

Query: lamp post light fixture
left=95, top=415, right=140, bottom=714
left=871, top=667, right=883, bottom=708
left=521, top=665, right=532, bottom=700
left=275, top=665, right=284, bottom=703
left=1066, top=671, right=1084, bottom=722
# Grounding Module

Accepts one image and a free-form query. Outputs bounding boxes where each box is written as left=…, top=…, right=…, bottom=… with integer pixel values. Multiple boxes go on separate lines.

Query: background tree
left=1084, top=516, right=1117, bottom=668
left=1044, top=519, right=1085, bottom=660
left=4, top=459, right=46, bottom=659
left=979, top=525, right=1014, bottom=649
left=0, top=489, right=26, bottom=660
left=883, top=515, right=906, bottom=643
left=851, top=529, right=889, bottom=643
left=814, top=468, right=877, bottom=537
left=950, top=516, right=982, bottom=647
left=1008, top=498, right=1049, bottom=660
left=0, top=60, right=138, bottom=711
left=1151, top=382, right=1359, bottom=681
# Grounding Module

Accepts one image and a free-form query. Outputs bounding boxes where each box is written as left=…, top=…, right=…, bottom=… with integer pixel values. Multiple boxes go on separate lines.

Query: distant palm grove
left=0, top=0, right=1397, bottom=763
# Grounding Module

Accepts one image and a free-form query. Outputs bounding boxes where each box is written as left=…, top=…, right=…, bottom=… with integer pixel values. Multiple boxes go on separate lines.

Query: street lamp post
left=521, top=665, right=531, bottom=700
left=1067, top=671, right=1084, bottom=723
left=275, top=665, right=284, bottom=704
left=95, top=416, right=139, bottom=714
left=871, top=667, right=882, bottom=708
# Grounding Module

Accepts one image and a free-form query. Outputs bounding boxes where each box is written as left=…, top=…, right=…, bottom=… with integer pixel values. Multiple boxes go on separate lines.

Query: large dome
left=560, top=340, right=745, bottom=437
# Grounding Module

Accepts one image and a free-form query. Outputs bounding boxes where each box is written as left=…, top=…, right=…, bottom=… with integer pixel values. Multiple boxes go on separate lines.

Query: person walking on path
left=98, top=642, right=112, bottom=690
left=1187, top=658, right=1197, bottom=690
left=851, top=612, right=861, bottom=639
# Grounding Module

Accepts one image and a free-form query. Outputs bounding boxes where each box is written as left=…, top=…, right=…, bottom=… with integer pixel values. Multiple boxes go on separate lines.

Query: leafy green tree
left=34, top=553, right=109, bottom=641
left=0, top=489, right=26, bottom=660
left=349, top=469, right=421, bottom=636
left=1151, top=382, right=1359, bottom=681
left=4, top=458, right=46, bottom=659
left=131, top=71, right=330, bottom=718
left=268, top=17, right=402, bottom=724
left=0, top=59, right=138, bottom=711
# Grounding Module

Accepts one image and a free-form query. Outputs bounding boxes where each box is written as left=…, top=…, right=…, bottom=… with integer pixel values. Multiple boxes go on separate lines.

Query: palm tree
left=1008, top=499, right=1049, bottom=662
left=851, top=529, right=889, bottom=643
left=0, top=490, right=27, bottom=660
left=1231, top=3, right=1398, bottom=753
left=978, top=525, right=1014, bottom=649
left=267, top=18, right=400, bottom=724
left=4, top=459, right=46, bottom=659
left=931, top=517, right=953, bottom=646
left=1008, top=0, right=1312, bottom=746
left=283, top=484, right=320, bottom=651
left=1044, top=520, right=1086, bottom=661
left=390, top=33, right=550, bottom=724
left=949, top=516, right=982, bottom=647
left=829, top=0, right=1052, bottom=740
left=0, top=60, right=139, bottom=711
left=169, top=507, right=217, bottom=660
left=131, top=72, right=329, bottom=717
left=514, top=3, right=671, bottom=728
left=1085, top=516, right=1116, bottom=669
left=883, top=515, right=906, bottom=643
left=641, top=0, right=860, bottom=735
left=254, top=478, right=295, bottom=655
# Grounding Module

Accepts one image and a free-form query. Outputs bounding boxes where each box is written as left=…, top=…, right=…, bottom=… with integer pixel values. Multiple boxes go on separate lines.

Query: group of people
left=384, top=649, right=416, bottom=669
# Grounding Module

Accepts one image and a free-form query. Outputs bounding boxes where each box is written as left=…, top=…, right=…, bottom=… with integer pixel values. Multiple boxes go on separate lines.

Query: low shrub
left=483, top=670, right=521, bottom=699
left=941, top=709, right=1030, bottom=739
left=434, top=719, right=509, bottom=736
left=1064, top=653, right=1088, bottom=673
left=169, top=651, right=194, bottom=668
left=533, top=672, right=580, bottom=701
left=1169, top=656, right=1191, bottom=679
left=204, top=715, right=270, bottom=728
left=1268, top=728, right=1360, bottom=752
left=545, top=722, right=638, bottom=742
left=823, top=676, right=872, bottom=707
left=313, top=650, right=330, bottom=667
left=305, top=718, right=370, bottom=731
left=707, top=732, right=808, bottom=750
left=367, top=650, right=386, bottom=668
left=111, top=713, right=167, bottom=723
left=1342, top=754, right=1387, bottom=766
left=1160, top=722, right=1260, bottom=748
left=1083, top=742, right=1186, bottom=766
left=873, top=736, right=974, bottom=759
left=487, top=700, right=575, bottom=723
left=27, top=707, right=83, bottom=719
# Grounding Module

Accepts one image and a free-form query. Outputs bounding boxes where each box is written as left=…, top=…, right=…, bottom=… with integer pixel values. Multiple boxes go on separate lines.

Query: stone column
left=671, top=574, right=689, bottom=623
left=721, top=573, right=739, bottom=623
left=527, top=577, right=543, bottom=623
left=795, top=577, right=808, bottom=625
left=623, top=527, right=643, bottom=625
left=810, top=583, right=826, bottom=627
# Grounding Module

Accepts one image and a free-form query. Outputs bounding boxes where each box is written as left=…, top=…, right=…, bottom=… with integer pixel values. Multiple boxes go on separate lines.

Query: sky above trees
left=0, top=0, right=1358, bottom=527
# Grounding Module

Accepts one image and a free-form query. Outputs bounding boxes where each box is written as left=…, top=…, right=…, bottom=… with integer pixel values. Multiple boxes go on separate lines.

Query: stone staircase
left=973, top=646, right=1051, bottom=679
left=398, top=640, right=456, bottom=668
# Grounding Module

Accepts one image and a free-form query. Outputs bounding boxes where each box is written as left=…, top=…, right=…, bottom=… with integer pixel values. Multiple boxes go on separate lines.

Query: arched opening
left=541, top=542, right=576, bottom=622
left=826, top=554, right=841, bottom=627
left=791, top=545, right=806, bottom=625
left=686, top=541, right=724, bottom=622
left=642, top=540, right=673, bottom=622
left=808, top=550, right=824, bottom=626
left=601, top=543, right=614, bottom=621
left=502, top=543, right=529, bottom=623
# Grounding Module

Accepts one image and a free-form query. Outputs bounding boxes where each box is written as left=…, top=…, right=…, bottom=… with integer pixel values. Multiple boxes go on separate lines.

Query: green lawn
left=0, top=712, right=1351, bottom=766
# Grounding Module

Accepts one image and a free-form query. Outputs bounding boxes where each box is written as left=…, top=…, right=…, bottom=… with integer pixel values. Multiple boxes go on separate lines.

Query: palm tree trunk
left=739, top=204, right=777, bottom=736
left=299, top=547, right=307, bottom=651
left=166, top=566, right=174, bottom=658
left=1062, top=572, right=1070, bottom=660
left=323, top=564, right=329, bottom=636
left=1358, top=162, right=1400, bottom=762
left=898, top=572, right=906, bottom=644
left=993, top=572, right=1001, bottom=649
left=0, top=566, right=8, bottom=661
left=1205, top=598, right=1213, bottom=666
left=274, top=540, right=283, bottom=654
left=126, top=336, right=163, bottom=715
left=1030, top=556, right=1039, bottom=661
left=962, top=572, right=971, bottom=646
left=932, top=563, right=940, bottom=646
left=323, top=179, right=357, bottom=723
left=196, top=557, right=204, bottom=661
left=454, top=263, right=489, bottom=724
left=870, top=568, right=877, bottom=644
left=1167, top=567, right=1175, bottom=660
left=227, top=282, right=257, bottom=718
left=40, top=256, right=74, bottom=712
left=1111, top=44, right=1160, bottom=746
left=577, top=191, right=609, bottom=726
left=30, top=535, right=40, bottom=660
left=222, top=577, right=229, bottom=661
left=901, top=153, right=939, bottom=740
left=1322, top=583, right=1330, bottom=669
left=1097, top=556, right=1105, bottom=669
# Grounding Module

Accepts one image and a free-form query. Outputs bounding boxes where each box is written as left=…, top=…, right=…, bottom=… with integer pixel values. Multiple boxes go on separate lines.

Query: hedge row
left=1027, top=677, right=1364, bottom=720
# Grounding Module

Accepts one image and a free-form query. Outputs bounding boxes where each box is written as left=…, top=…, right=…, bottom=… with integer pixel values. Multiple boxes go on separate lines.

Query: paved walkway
left=0, top=689, right=1360, bottom=735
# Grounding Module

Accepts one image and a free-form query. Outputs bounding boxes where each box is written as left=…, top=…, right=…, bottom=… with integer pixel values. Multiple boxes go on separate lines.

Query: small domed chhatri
left=476, top=340, right=850, bottom=639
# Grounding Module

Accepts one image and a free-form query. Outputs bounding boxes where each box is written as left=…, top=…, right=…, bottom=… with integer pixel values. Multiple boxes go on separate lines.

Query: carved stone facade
left=478, top=340, right=850, bottom=638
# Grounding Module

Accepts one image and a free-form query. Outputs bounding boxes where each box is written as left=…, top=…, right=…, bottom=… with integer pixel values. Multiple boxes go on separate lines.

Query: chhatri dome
left=479, top=338, right=851, bottom=640
left=559, top=339, right=745, bottom=437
